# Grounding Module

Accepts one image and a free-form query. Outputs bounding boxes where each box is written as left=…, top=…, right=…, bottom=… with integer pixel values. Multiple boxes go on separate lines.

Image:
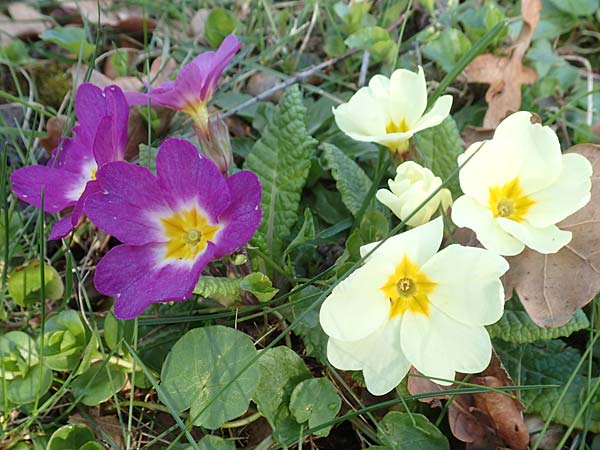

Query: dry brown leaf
left=0, top=3, right=51, bottom=44
left=503, top=144, right=600, bottom=327
left=190, top=9, right=210, bottom=38
left=462, top=125, right=495, bottom=148
left=464, top=0, right=541, bottom=128
left=40, top=115, right=68, bottom=153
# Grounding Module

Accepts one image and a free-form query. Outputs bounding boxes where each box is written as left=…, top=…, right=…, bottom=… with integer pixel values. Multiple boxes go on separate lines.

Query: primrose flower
left=333, top=67, right=452, bottom=153
left=85, top=138, right=261, bottom=319
left=376, top=161, right=452, bottom=227
left=320, top=218, right=508, bottom=395
left=126, top=34, right=240, bottom=133
left=451, top=111, right=593, bottom=256
left=10, top=84, right=128, bottom=240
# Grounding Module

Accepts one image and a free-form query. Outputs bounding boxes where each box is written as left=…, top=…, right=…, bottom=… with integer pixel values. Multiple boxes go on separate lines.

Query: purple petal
left=125, top=91, right=150, bottom=106
left=72, top=180, right=101, bottom=224
left=85, top=161, right=168, bottom=245
left=156, top=139, right=230, bottom=220
left=198, top=34, right=240, bottom=100
left=147, top=63, right=203, bottom=110
left=10, top=166, right=86, bottom=213
left=49, top=215, right=75, bottom=240
left=214, top=170, right=261, bottom=258
left=94, top=242, right=215, bottom=319
left=74, top=83, right=107, bottom=146
left=49, top=134, right=96, bottom=178
left=93, top=115, right=125, bottom=166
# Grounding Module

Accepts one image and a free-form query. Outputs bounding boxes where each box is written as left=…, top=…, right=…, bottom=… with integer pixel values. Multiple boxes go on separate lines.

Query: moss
left=32, top=61, right=70, bottom=109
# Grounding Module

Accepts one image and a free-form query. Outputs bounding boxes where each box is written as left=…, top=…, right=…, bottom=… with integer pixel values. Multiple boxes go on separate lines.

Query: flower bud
left=196, top=116, right=233, bottom=176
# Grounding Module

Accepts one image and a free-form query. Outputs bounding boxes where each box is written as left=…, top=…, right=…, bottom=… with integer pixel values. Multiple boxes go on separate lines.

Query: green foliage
left=205, top=8, right=238, bottom=49
left=322, top=143, right=373, bottom=216
left=47, top=424, right=104, bottom=450
left=459, top=3, right=507, bottom=44
left=253, top=346, right=312, bottom=442
left=40, top=27, right=95, bottom=59
left=239, top=272, right=278, bottom=302
left=193, top=275, right=242, bottom=304
left=8, top=260, right=64, bottom=307
left=289, top=378, right=341, bottom=437
left=345, top=27, right=396, bottom=62
left=288, top=286, right=327, bottom=359
left=333, top=1, right=375, bottom=34
left=377, top=411, right=450, bottom=450
left=421, top=28, right=471, bottom=73
left=71, top=362, right=127, bottom=406
left=41, top=310, right=90, bottom=371
left=198, top=436, right=234, bottom=450
left=488, top=300, right=589, bottom=344
left=497, top=340, right=600, bottom=432
left=161, top=326, right=260, bottom=429
left=0, top=40, right=30, bottom=64
left=103, top=310, right=135, bottom=354
left=244, top=85, right=318, bottom=262
left=547, top=0, right=598, bottom=16
left=414, top=116, right=463, bottom=198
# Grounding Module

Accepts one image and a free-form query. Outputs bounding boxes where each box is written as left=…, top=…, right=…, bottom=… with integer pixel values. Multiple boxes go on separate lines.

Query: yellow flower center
left=183, top=101, right=209, bottom=134
left=488, top=178, right=535, bottom=222
left=161, top=208, right=220, bottom=260
left=90, top=167, right=97, bottom=180
left=385, top=117, right=410, bottom=134
left=380, top=255, right=436, bottom=318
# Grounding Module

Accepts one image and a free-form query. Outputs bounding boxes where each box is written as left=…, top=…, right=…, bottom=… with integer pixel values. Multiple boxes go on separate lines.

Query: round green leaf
left=41, top=310, right=90, bottom=372
left=103, top=309, right=135, bottom=353
left=240, top=273, right=278, bottom=303
left=205, top=8, right=238, bottom=49
left=198, top=435, right=235, bottom=450
left=40, top=27, right=96, bottom=58
left=160, top=325, right=260, bottom=429
left=7, top=363, right=52, bottom=404
left=377, top=412, right=450, bottom=450
left=47, top=424, right=97, bottom=450
left=8, top=260, right=64, bottom=307
left=289, top=378, right=341, bottom=437
left=0, top=331, right=39, bottom=380
left=71, top=363, right=127, bottom=406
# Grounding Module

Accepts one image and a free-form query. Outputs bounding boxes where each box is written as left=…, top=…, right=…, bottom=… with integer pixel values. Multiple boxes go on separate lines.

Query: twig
left=358, top=51, right=370, bottom=87
left=563, top=54, right=594, bottom=127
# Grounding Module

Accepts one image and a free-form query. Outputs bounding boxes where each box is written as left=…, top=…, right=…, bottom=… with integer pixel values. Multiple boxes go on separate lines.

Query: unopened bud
left=196, top=116, right=233, bottom=176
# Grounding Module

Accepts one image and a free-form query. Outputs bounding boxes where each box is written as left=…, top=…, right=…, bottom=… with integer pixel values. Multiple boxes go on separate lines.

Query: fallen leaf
left=190, top=9, right=210, bottom=38
left=0, top=3, right=51, bottom=44
left=246, top=71, right=283, bottom=103
left=503, top=144, right=600, bottom=327
left=464, top=0, right=541, bottom=128
left=40, top=115, right=68, bottom=153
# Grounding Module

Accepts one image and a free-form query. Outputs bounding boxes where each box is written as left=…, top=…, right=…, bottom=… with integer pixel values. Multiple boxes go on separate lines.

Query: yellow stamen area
left=161, top=208, right=220, bottom=260
left=488, top=178, right=535, bottom=222
left=183, top=101, right=209, bottom=134
left=384, top=118, right=410, bottom=153
left=380, top=255, right=436, bottom=318
left=90, top=167, right=98, bottom=180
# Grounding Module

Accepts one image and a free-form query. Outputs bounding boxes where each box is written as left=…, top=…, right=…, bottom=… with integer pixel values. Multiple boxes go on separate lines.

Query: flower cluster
left=322, top=68, right=593, bottom=395
left=11, top=37, right=260, bottom=319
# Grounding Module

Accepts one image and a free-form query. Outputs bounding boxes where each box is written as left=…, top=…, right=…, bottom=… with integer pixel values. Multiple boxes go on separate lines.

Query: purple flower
left=126, top=34, right=240, bottom=133
left=85, top=138, right=261, bottom=319
left=10, top=83, right=129, bottom=240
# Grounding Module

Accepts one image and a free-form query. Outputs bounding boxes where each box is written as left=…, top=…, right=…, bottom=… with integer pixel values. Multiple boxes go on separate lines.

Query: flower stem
left=220, top=411, right=262, bottom=429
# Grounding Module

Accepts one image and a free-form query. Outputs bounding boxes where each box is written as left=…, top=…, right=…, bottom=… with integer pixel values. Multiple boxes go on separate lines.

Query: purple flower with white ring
left=126, top=34, right=241, bottom=133
left=10, top=83, right=129, bottom=240
left=85, top=138, right=262, bottom=319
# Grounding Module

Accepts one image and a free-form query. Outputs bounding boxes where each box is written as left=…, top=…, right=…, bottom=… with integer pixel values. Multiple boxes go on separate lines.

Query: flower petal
left=388, top=66, right=428, bottom=127
left=49, top=215, right=75, bottom=240
left=333, top=87, right=387, bottom=141
left=74, top=83, right=107, bottom=145
left=94, top=242, right=215, bottom=319
left=213, top=170, right=261, bottom=258
left=526, top=153, right=593, bottom=227
left=327, top=318, right=410, bottom=396
left=319, top=261, right=391, bottom=342
left=410, top=95, right=453, bottom=134
left=497, top=218, right=572, bottom=254
left=92, top=86, right=129, bottom=165
left=86, top=162, right=168, bottom=245
left=422, top=244, right=508, bottom=326
left=10, top=166, right=86, bottom=213
left=451, top=196, right=524, bottom=256
left=196, top=34, right=240, bottom=99
left=400, top=307, right=493, bottom=385
left=360, top=217, right=443, bottom=266
left=156, top=138, right=230, bottom=220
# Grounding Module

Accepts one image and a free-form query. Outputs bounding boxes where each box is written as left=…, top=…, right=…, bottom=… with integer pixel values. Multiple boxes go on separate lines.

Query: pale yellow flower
left=320, top=218, right=508, bottom=395
left=333, top=67, right=452, bottom=153
left=376, top=161, right=452, bottom=227
left=452, top=111, right=592, bottom=256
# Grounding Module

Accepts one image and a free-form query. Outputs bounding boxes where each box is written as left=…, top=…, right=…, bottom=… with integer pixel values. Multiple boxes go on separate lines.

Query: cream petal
left=410, top=95, right=453, bottom=134
left=319, top=260, right=391, bottom=342
left=388, top=66, right=428, bottom=127
left=496, top=218, right=572, bottom=254
left=526, top=153, right=593, bottom=228
left=400, top=307, right=493, bottom=385
left=360, top=217, right=443, bottom=266
left=333, top=87, right=387, bottom=140
left=376, top=189, right=405, bottom=219
left=327, top=318, right=410, bottom=396
left=422, top=244, right=508, bottom=326
left=451, top=196, right=525, bottom=256
left=493, top=111, right=563, bottom=194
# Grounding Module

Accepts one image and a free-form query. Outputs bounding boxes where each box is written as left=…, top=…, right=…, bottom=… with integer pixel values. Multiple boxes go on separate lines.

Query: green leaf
left=0, top=331, right=39, bottom=379
left=244, top=85, right=318, bottom=261
left=422, top=28, right=471, bottom=73
left=7, top=364, right=52, bottom=405
left=193, top=276, right=242, bottom=305
left=198, top=435, right=235, bottom=450
left=414, top=116, right=463, bottom=198
left=205, top=8, right=238, bottom=49
left=345, top=26, right=393, bottom=58
left=289, top=378, right=341, bottom=437
left=8, top=260, right=64, bottom=307
left=497, top=340, right=600, bottom=432
left=488, top=300, right=589, bottom=344
left=283, top=208, right=316, bottom=260
left=253, top=346, right=311, bottom=442
left=138, top=143, right=158, bottom=173
left=71, top=363, right=127, bottom=406
left=103, top=310, right=135, bottom=354
left=322, top=143, right=373, bottom=216
left=240, top=273, right=278, bottom=303
left=377, top=411, right=450, bottom=450
left=47, top=424, right=98, bottom=450
left=547, top=0, right=598, bottom=16
left=41, top=310, right=90, bottom=371
left=161, top=325, right=260, bottom=429
left=40, top=27, right=95, bottom=59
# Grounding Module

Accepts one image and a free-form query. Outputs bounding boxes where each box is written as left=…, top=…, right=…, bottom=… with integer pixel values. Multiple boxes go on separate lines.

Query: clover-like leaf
left=289, top=378, right=341, bottom=437
left=161, top=325, right=260, bottom=429
left=41, top=310, right=90, bottom=371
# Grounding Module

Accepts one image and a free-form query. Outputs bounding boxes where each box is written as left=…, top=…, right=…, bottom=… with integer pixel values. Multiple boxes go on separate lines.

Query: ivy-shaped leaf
left=289, top=378, right=341, bottom=437
left=377, top=411, right=450, bottom=450
left=322, top=143, right=373, bottom=216
left=488, top=299, right=589, bottom=344
left=414, top=116, right=463, bottom=198
left=244, top=85, right=318, bottom=261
